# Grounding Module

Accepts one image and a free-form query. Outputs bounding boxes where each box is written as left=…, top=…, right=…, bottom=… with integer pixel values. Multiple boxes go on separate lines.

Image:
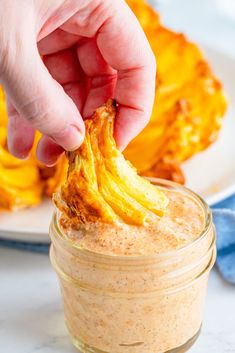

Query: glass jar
left=49, top=179, right=216, bottom=353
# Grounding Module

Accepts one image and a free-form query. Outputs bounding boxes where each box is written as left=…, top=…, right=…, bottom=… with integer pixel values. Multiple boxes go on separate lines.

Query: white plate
left=0, top=200, right=54, bottom=243
left=0, top=46, right=235, bottom=243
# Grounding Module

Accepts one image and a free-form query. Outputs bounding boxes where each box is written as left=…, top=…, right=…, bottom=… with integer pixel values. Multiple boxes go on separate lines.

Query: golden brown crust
left=125, top=0, right=227, bottom=178
left=55, top=100, right=168, bottom=226
left=43, top=154, right=68, bottom=197
left=142, top=158, right=185, bottom=185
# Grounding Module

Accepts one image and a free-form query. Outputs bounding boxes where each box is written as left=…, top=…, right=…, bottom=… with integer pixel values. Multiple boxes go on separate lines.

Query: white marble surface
left=0, top=247, right=235, bottom=353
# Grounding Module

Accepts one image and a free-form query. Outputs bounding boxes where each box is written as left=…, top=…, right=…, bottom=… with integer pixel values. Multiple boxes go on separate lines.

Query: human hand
left=0, top=0, right=156, bottom=165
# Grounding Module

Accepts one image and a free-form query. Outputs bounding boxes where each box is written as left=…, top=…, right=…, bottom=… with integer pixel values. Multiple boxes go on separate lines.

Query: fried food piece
left=0, top=175, right=42, bottom=211
left=0, top=87, right=43, bottom=211
left=143, top=157, right=185, bottom=185
left=0, top=160, right=42, bottom=211
left=0, top=86, right=8, bottom=127
left=0, top=186, right=41, bottom=211
left=124, top=0, right=227, bottom=181
left=54, top=100, right=168, bottom=226
left=43, top=154, right=68, bottom=197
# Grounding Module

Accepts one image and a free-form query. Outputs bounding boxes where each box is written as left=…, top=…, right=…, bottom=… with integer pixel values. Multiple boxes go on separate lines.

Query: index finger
left=97, top=1, right=156, bottom=149
left=61, top=0, right=156, bottom=150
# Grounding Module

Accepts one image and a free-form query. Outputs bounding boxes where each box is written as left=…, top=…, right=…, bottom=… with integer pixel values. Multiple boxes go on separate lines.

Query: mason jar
left=49, top=179, right=216, bottom=353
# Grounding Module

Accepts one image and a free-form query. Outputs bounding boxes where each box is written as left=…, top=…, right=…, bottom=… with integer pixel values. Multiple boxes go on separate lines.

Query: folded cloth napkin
left=0, top=194, right=235, bottom=284
left=212, top=193, right=235, bottom=284
left=0, top=238, right=49, bottom=253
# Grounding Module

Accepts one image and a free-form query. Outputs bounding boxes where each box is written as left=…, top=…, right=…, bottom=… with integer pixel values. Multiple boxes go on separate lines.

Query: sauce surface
left=60, top=189, right=205, bottom=256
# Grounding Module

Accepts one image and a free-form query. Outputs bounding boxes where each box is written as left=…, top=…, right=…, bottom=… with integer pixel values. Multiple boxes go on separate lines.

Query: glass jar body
left=50, top=179, right=216, bottom=353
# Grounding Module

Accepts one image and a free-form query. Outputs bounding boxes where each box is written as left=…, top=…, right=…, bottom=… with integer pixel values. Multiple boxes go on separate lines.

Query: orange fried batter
left=144, top=157, right=185, bottom=185
left=54, top=100, right=168, bottom=226
left=43, top=154, right=68, bottom=197
left=0, top=158, right=42, bottom=212
left=125, top=0, right=227, bottom=181
left=0, top=87, right=42, bottom=211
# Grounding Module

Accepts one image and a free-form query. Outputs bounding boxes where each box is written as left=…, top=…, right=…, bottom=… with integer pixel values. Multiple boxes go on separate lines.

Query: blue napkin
left=1, top=194, right=235, bottom=284
left=0, top=237, right=49, bottom=253
left=212, top=194, right=235, bottom=284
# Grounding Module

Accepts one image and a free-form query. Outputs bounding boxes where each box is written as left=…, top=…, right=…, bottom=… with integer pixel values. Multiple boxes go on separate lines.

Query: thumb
left=2, top=39, right=85, bottom=153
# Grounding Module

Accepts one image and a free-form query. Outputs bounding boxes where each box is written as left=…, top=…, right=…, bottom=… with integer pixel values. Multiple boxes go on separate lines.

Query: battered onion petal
left=54, top=100, right=168, bottom=226
left=125, top=0, right=227, bottom=180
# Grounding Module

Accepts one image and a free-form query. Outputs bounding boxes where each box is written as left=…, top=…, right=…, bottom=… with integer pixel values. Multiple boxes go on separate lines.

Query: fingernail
left=67, top=125, right=84, bottom=151
left=53, top=125, right=84, bottom=151
left=7, top=138, right=30, bottom=160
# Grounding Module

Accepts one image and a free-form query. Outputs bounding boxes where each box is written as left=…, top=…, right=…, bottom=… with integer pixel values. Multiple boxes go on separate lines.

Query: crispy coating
left=41, top=154, right=68, bottom=197
left=124, top=0, right=227, bottom=181
left=0, top=155, right=42, bottom=211
left=0, top=87, right=42, bottom=211
left=54, top=100, right=168, bottom=226
left=144, top=157, right=185, bottom=185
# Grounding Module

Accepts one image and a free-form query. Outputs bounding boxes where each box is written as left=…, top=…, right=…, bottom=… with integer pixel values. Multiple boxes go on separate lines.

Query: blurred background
left=151, top=0, right=235, bottom=57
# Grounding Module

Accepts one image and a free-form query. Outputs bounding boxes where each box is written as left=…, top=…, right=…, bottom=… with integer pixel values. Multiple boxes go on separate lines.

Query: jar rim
left=51, top=178, right=213, bottom=261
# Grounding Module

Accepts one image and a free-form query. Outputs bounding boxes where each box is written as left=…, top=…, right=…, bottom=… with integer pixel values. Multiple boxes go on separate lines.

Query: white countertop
left=0, top=247, right=235, bottom=353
